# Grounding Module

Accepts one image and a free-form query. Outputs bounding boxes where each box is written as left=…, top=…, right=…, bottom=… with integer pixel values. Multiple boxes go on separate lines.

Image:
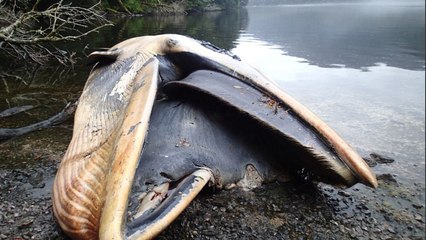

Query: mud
left=0, top=126, right=424, bottom=239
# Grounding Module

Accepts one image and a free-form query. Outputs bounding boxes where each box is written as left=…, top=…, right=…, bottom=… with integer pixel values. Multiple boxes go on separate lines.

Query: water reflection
left=87, top=9, right=248, bottom=51
left=244, top=4, right=425, bottom=70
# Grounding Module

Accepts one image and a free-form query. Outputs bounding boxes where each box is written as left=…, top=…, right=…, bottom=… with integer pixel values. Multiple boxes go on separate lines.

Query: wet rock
left=364, top=153, right=395, bottom=167
left=363, top=157, right=378, bottom=167
left=377, top=174, right=398, bottom=185
left=370, top=153, right=395, bottom=164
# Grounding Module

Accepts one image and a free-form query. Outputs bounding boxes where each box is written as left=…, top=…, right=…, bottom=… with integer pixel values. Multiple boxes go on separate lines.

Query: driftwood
left=0, top=105, right=35, bottom=118
left=0, top=101, right=77, bottom=140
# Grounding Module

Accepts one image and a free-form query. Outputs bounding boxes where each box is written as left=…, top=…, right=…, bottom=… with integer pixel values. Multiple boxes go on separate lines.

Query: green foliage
left=183, top=0, right=212, bottom=11
left=123, top=0, right=145, bottom=13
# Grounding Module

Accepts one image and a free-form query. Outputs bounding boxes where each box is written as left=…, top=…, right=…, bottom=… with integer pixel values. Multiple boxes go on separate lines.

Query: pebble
left=414, top=214, right=423, bottom=222
left=338, top=190, right=351, bottom=197
left=412, top=203, right=424, bottom=209
left=18, top=217, right=34, bottom=228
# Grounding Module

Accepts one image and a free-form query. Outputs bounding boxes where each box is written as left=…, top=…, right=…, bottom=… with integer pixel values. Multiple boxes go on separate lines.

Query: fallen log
left=0, top=105, right=35, bottom=118
left=0, top=101, right=77, bottom=140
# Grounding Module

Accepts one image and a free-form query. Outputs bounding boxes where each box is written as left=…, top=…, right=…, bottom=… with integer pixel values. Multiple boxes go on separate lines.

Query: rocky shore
left=0, top=127, right=424, bottom=239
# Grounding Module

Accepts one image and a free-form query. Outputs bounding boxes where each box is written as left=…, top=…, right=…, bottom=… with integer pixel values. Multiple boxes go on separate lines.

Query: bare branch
left=0, top=1, right=112, bottom=64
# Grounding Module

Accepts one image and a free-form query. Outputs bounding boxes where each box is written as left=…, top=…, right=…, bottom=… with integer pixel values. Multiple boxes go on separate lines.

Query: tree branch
left=0, top=1, right=112, bottom=64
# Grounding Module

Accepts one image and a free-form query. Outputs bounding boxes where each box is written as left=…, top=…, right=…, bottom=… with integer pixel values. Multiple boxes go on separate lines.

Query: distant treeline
left=19, top=0, right=248, bottom=14
left=102, top=0, right=249, bottom=14
left=248, top=0, right=359, bottom=5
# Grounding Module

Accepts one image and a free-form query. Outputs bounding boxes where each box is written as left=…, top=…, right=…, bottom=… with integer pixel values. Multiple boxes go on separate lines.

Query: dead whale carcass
left=52, top=34, right=377, bottom=240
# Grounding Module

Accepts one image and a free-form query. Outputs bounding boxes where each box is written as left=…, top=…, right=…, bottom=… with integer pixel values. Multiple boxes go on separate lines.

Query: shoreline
left=0, top=127, right=424, bottom=239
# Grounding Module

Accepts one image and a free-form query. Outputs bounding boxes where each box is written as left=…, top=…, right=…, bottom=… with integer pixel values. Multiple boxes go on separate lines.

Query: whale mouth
left=123, top=69, right=374, bottom=239
left=126, top=169, right=213, bottom=239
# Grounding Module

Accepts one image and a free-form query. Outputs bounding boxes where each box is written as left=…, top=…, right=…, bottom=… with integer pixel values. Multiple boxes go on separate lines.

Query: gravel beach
left=0, top=126, right=424, bottom=240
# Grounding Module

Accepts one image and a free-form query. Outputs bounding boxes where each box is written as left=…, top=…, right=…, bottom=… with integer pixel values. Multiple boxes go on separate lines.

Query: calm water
left=1, top=3, right=424, bottom=189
